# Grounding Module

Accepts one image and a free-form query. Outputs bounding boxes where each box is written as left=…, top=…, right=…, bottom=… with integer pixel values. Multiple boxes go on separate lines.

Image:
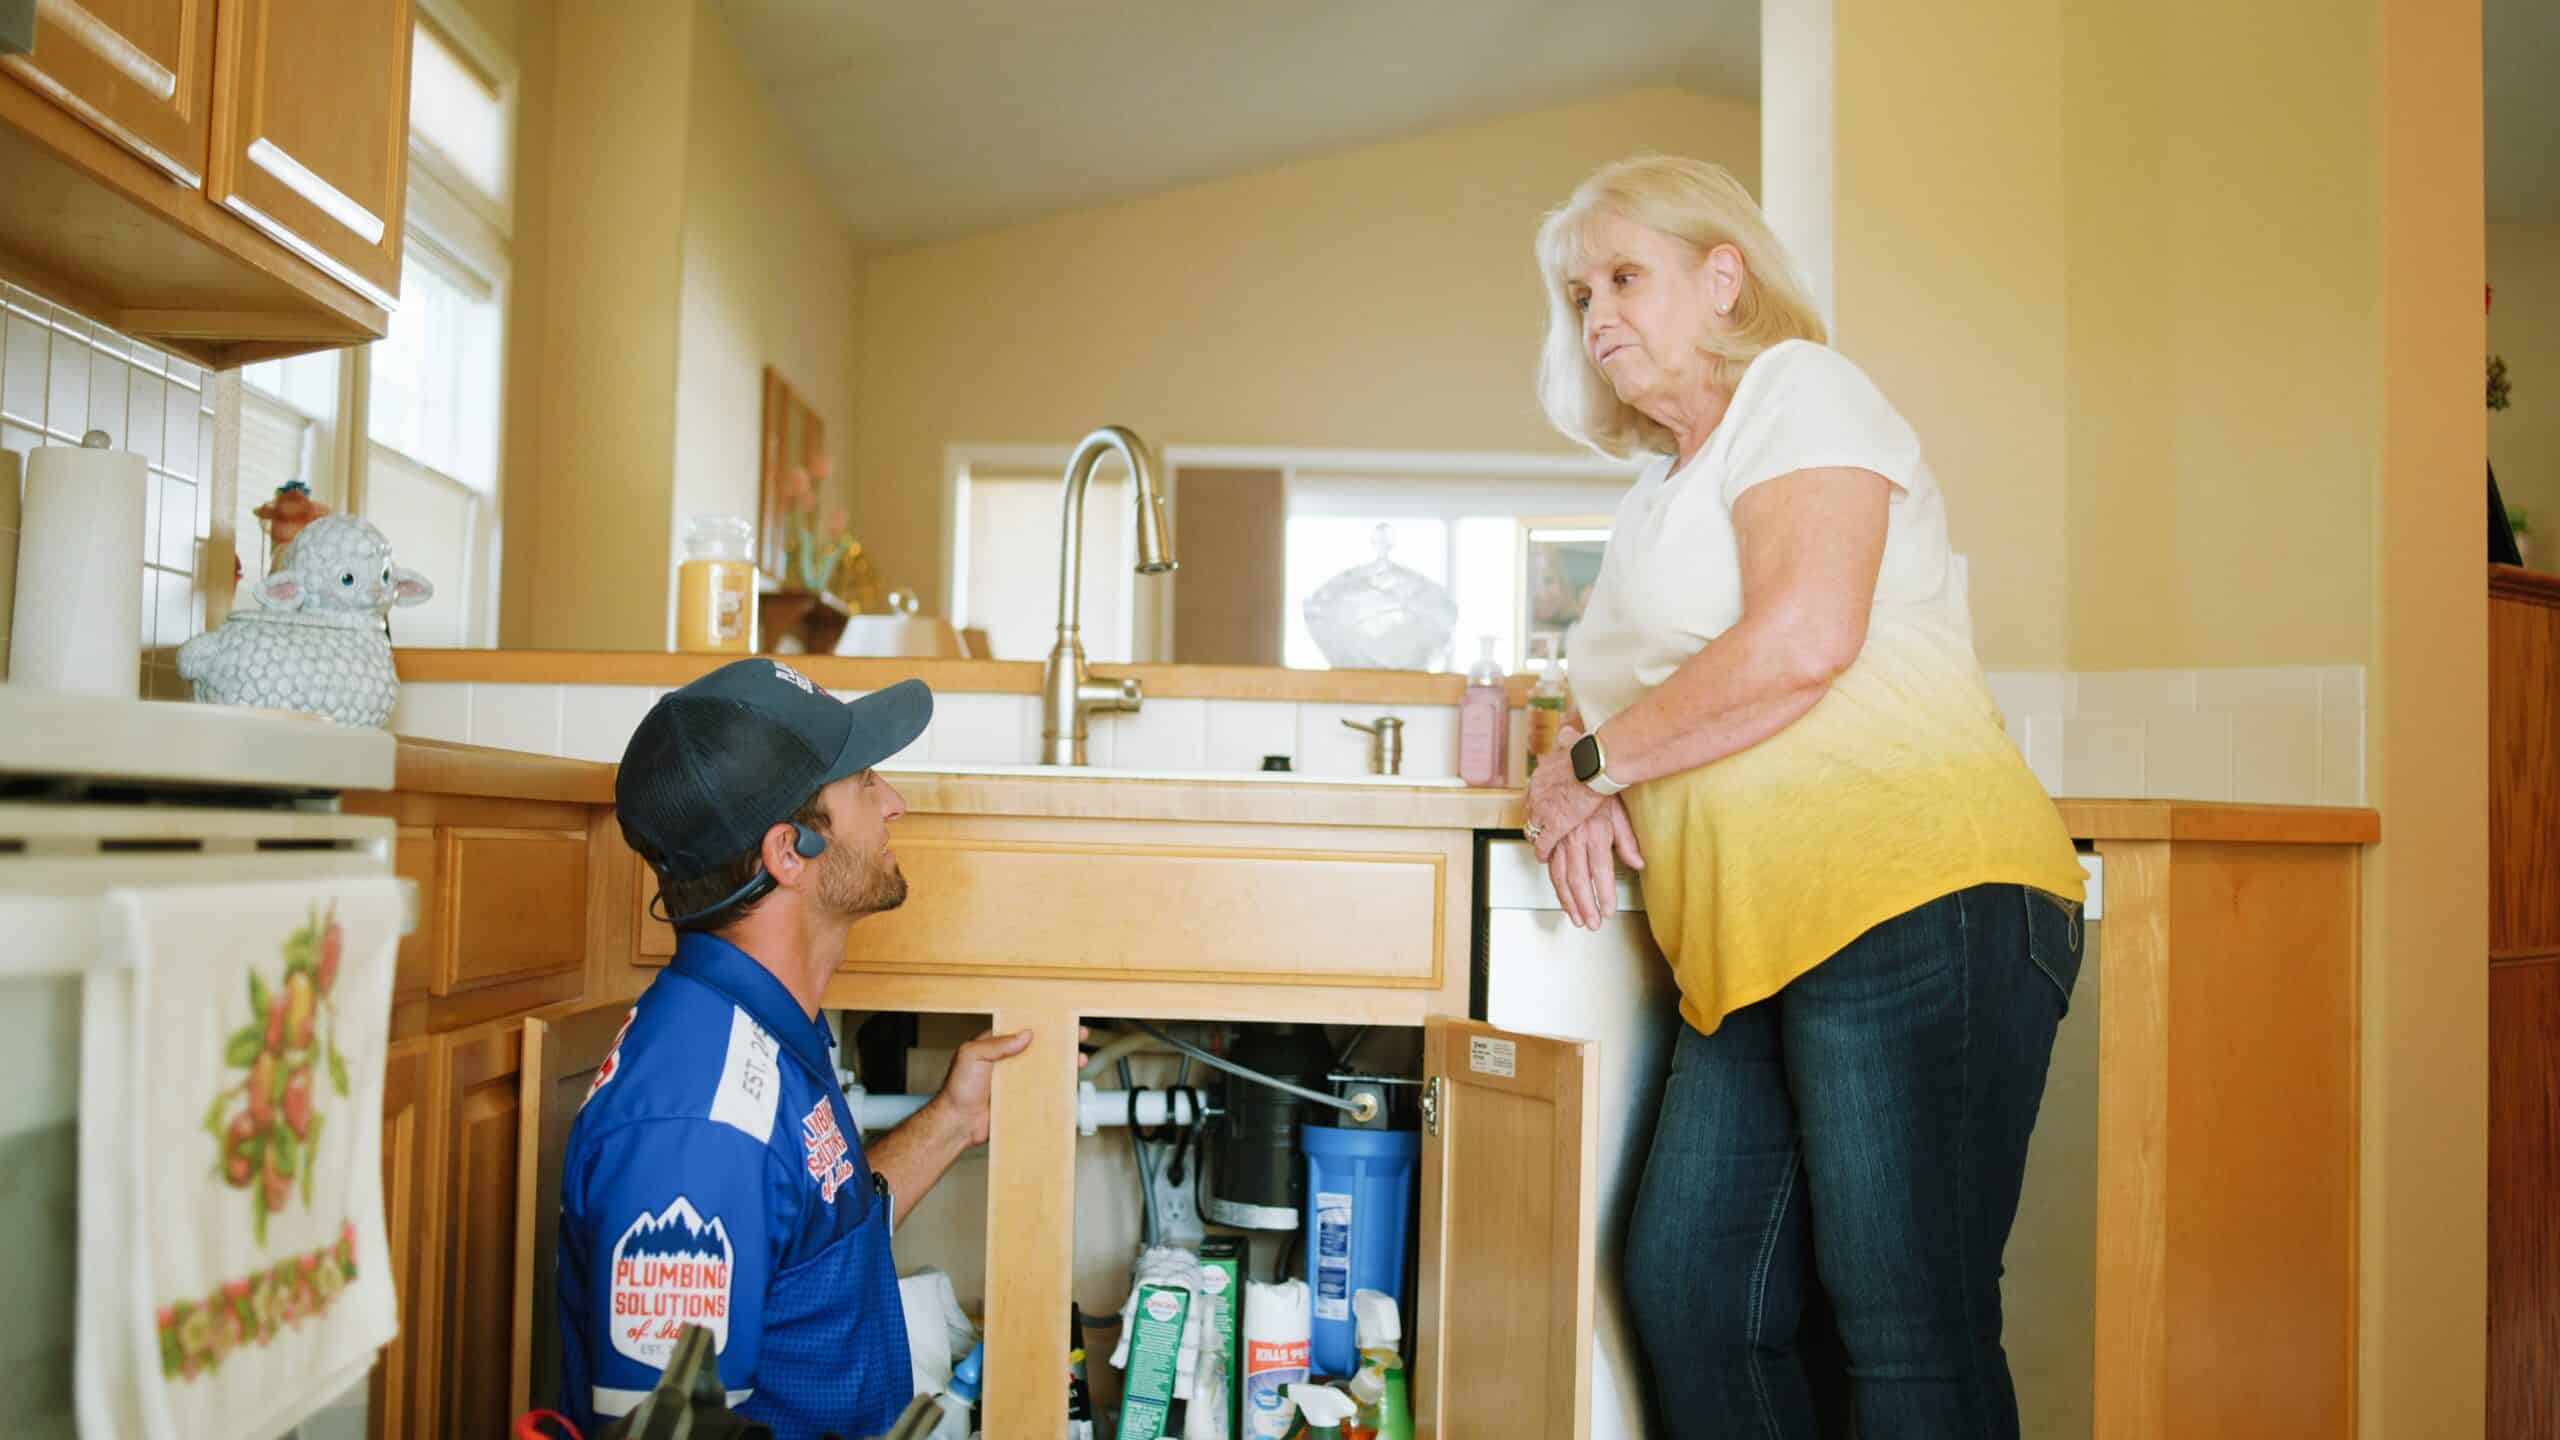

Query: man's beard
left=815, top=843, right=906, bottom=919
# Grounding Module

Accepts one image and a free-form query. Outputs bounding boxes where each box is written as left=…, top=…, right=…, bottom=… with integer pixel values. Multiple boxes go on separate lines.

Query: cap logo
left=768, top=661, right=816, bottom=696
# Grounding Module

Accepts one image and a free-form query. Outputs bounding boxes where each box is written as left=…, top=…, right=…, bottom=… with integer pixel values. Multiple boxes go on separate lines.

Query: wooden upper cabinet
left=207, top=0, right=411, bottom=306
left=1413, top=1017, right=1598, bottom=1439
left=2, top=0, right=218, bottom=184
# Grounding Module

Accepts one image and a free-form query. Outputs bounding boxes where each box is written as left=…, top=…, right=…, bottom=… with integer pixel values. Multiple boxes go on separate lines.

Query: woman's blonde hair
left=1535, top=155, right=1828, bottom=459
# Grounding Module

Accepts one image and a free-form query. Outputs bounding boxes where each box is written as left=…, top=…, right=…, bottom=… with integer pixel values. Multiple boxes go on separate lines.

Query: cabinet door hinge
left=1421, top=1075, right=1442, bottom=1137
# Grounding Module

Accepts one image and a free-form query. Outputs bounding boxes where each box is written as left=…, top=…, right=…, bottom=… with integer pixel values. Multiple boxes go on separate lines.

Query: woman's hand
left=1544, top=793, right=1646, bottom=930
left=1526, top=725, right=1606, bottom=861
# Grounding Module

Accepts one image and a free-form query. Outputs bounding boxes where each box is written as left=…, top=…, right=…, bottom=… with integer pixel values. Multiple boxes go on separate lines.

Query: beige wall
left=1832, top=0, right=2068, bottom=670
left=668, top=2, right=861, bottom=641
left=2060, top=0, right=2379, bottom=671
left=1794, top=0, right=2484, bottom=1429
left=2490, top=223, right=2560, bottom=558
left=850, top=87, right=1760, bottom=619
left=520, top=0, right=693, bottom=650
left=488, top=0, right=859, bottom=650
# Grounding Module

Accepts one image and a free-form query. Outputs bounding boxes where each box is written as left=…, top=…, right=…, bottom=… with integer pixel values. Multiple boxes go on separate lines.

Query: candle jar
left=675, top=515, right=758, bottom=653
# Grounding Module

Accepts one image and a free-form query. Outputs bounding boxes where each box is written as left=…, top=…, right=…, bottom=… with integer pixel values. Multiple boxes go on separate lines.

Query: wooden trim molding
left=391, top=648, right=1544, bottom=706
left=2490, top=563, right=2560, bottom=608
left=387, top=738, right=616, bottom=806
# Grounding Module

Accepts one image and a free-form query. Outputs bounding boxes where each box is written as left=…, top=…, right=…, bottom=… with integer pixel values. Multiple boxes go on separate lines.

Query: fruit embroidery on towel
left=202, top=902, right=355, bottom=1245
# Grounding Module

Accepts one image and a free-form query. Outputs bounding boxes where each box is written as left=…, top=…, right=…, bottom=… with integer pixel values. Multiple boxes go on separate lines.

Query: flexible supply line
left=1128, top=1020, right=1370, bottom=1121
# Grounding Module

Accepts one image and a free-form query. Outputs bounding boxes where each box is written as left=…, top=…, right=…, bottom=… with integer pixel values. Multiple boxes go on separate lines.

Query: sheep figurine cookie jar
left=178, top=515, right=433, bottom=727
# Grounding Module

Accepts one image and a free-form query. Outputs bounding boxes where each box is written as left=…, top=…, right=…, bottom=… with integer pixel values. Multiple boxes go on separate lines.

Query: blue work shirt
left=556, top=932, right=911, bottom=1440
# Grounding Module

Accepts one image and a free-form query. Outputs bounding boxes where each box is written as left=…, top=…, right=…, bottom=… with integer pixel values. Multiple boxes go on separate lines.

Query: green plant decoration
left=203, top=902, right=355, bottom=1246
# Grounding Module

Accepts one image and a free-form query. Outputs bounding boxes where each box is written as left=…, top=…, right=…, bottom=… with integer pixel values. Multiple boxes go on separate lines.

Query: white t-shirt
left=1566, top=339, right=2083, bottom=1034
left=1573, top=339, right=1962, bottom=729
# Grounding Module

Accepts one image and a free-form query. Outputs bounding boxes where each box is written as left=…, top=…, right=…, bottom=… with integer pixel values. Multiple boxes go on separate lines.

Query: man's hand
left=924, top=1028, right=1034, bottom=1147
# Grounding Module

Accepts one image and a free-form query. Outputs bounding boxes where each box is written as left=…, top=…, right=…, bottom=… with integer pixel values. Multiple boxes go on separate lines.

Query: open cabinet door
left=1413, top=1016, right=1599, bottom=1439
left=511, top=999, right=641, bottom=1418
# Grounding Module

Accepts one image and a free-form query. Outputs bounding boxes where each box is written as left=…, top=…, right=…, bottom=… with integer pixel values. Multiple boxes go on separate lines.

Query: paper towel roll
left=10, top=432, right=146, bottom=699
left=0, top=447, right=19, bottom=682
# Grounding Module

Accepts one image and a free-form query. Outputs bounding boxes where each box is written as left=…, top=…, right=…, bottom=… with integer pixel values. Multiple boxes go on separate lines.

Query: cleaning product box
left=1200, top=1236, right=1246, bottom=1437
left=1119, top=1280, right=1195, bottom=1440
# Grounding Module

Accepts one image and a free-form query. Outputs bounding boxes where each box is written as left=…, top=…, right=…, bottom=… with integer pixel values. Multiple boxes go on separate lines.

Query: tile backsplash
left=0, top=285, right=222, bottom=697
left=393, top=663, right=2369, bottom=806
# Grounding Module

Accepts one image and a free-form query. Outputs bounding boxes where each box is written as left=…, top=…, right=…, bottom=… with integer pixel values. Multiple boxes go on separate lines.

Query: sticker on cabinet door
left=1468, top=1035, right=1517, bottom=1079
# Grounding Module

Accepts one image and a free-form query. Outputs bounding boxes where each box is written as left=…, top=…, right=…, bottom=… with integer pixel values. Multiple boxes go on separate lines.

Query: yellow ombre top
left=1571, top=341, right=2083, bottom=1036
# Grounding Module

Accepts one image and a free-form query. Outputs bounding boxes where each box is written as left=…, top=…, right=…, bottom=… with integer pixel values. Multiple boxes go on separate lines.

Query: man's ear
left=759, top=821, right=807, bottom=888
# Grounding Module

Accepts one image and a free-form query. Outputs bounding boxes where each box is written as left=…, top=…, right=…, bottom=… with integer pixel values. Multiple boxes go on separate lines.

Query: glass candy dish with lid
left=1301, top=524, right=1458, bottom=670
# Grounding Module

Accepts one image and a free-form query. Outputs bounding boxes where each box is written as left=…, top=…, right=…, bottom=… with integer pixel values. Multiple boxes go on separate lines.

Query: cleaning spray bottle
left=929, top=1341, right=984, bottom=1440
left=1280, top=1384, right=1358, bottom=1439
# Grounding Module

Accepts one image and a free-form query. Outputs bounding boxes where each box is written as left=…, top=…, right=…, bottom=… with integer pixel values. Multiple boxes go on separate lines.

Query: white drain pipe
left=845, top=1081, right=1211, bottom=1136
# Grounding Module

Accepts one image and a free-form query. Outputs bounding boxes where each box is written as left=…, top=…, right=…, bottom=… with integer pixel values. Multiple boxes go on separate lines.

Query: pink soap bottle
left=1459, top=636, right=1509, bottom=787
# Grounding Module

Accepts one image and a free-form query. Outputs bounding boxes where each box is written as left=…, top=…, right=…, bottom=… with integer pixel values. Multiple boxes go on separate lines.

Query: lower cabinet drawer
left=438, top=827, right=588, bottom=994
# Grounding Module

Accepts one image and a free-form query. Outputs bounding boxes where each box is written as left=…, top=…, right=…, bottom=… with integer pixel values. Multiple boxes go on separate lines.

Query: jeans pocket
left=2023, top=886, right=2085, bottom=1015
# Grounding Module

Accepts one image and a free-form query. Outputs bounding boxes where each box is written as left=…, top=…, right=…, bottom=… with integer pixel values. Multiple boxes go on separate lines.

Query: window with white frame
left=361, top=0, right=514, bottom=648
left=955, top=462, right=1135, bottom=662
left=1280, top=470, right=1632, bottom=672
left=239, top=2, right=515, bottom=646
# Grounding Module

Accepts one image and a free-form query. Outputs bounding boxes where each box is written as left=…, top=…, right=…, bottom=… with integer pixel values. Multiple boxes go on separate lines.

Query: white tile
left=2316, top=666, right=2365, bottom=709
left=560, top=685, right=657, bottom=763
left=87, top=353, right=126, bottom=447
left=1397, top=704, right=1460, bottom=780
left=469, top=682, right=564, bottom=755
left=2, top=305, right=47, bottom=422
left=2072, top=669, right=2196, bottom=716
left=1985, top=670, right=2069, bottom=722
left=2062, top=714, right=2144, bottom=797
left=928, top=691, right=1037, bottom=765
left=1202, top=700, right=1299, bottom=774
left=44, top=315, right=88, bottom=434
left=149, top=568, right=191, bottom=652
left=2194, top=666, right=2323, bottom=711
left=2021, top=713, right=2066, bottom=796
left=2227, top=704, right=2322, bottom=806
left=1109, top=696, right=1207, bottom=771
left=155, top=475, right=194, bottom=570
left=126, top=369, right=165, bottom=468
left=390, top=682, right=471, bottom=742
left=2142, top=710, right=2232, bottom=801
left=2318, top=704, right=2365, bottom=806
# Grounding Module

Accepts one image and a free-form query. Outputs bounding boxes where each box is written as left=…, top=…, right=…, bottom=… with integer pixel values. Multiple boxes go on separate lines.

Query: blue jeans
left=1625, top=883, right=2084, bottom=1439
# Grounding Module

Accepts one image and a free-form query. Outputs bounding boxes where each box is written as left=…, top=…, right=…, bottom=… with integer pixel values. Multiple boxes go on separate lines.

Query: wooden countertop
left=375, top=738, right=2378, bottom=845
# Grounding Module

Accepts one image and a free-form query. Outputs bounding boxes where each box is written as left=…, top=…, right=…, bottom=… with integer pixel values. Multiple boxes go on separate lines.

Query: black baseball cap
left=615, top=659, right=932, bottom=883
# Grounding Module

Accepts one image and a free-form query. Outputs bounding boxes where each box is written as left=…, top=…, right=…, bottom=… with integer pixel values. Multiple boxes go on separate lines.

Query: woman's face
left=1565, top=212, right=1727, bottom=412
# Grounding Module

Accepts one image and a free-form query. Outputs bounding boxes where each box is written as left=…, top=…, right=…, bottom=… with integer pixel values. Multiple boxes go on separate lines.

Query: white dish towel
left=77, top=877, right=405, bottom=1440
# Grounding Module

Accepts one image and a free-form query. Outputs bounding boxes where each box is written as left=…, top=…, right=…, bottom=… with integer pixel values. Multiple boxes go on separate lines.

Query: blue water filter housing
left=1299, top=1123, right=1421, bottom=1377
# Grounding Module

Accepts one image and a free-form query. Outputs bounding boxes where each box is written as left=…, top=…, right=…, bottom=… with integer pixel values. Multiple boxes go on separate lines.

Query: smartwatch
left=1570, top=730, right=1625, bottom=796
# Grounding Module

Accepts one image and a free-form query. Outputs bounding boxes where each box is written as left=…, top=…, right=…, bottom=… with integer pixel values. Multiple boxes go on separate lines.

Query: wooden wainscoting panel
left=2161, top=842, right=2359, bottom=1439
left=848, top=827, right=1450, bottom=987
left=439, top=1022, right=524, bottom=1439
left=439, top=828, right=589, bottom=994
left=2490, top=956, right=2560, bottom=1440
left=2489, top=582, right=2559, bottom=956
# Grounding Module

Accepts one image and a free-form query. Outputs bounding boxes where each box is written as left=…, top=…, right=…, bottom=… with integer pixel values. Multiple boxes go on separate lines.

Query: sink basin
left=880, top=761, right=1475, bottom=788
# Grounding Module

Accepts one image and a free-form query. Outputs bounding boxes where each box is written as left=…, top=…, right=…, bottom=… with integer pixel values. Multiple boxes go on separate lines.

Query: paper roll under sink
left=10, top=432, right=147, bottom=699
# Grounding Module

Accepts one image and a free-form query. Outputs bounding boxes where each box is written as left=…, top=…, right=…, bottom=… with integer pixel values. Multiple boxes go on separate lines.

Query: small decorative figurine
left=178, top=515, right=433, bottom=728
left=254, top=480, right=332, bottom=552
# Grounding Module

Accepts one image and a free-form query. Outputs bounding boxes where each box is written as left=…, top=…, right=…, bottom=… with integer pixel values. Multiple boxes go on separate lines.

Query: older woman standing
left=1520, top=155, right=2086, bottom=1439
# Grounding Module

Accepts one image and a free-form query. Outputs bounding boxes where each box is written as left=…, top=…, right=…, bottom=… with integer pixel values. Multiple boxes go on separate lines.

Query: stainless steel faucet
left=1042, top=425, right=1177, bottom=765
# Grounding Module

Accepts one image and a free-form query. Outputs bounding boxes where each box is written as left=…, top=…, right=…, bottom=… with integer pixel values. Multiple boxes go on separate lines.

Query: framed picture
left=758, top=366, right=826, bottom=585
left=1519, top=517, right=1610, bottom=664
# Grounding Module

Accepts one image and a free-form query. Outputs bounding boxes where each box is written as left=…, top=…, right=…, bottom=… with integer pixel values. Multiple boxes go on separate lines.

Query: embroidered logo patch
left=768, top=661, right=816, bottom=695
left=800, top=1097, right=856, bottom=1204
left=609, top=1197, right=734, bottom=1366
left=582, top=1007, right=638, bottom=1109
